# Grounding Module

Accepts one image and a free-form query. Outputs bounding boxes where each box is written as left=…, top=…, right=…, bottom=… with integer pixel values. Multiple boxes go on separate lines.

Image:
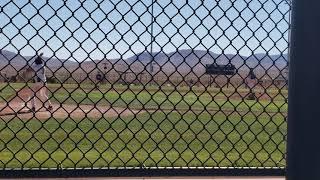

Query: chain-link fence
left=0, top=0, right=289, bottom=177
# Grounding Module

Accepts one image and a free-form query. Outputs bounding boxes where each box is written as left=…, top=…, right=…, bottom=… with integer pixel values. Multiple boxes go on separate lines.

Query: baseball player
left=245, top=68, right=257, bottom=100
left=26, top=52, right=53, bottom=112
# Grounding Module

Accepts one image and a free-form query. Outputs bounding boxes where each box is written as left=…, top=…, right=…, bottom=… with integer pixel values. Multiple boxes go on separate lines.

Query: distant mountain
left=0, top=50, right=28, bottom=70
left=124, top=49, right=288, bottom=77
left=0, top=50, right=79, bottom=75
left=0, top=49, right=288, bottom=78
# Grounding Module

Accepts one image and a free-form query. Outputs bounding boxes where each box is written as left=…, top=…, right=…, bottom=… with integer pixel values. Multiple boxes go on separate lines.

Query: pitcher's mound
left=0, top=86, right=143, bottom=120
left=0, top=103, right=143, bottom=120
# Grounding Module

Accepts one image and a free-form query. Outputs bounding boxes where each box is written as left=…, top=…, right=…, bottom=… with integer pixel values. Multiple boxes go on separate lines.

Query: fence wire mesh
left=0, top=0, right=289, bottom=173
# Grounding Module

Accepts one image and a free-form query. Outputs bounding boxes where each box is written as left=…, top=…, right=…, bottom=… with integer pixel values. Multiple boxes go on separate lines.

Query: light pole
left=149, top=0, right=155, bottom=85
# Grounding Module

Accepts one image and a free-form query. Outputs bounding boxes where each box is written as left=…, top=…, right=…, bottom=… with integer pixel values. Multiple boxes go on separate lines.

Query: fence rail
left=0, top=0, right=290, bottom=177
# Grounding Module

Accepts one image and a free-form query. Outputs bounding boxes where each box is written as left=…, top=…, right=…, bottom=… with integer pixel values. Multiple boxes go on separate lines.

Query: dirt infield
left=0, top=87, right=143, bottom=120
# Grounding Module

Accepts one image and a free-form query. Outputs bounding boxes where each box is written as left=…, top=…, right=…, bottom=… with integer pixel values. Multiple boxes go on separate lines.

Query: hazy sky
left=0, top=0, right=290, bottom=61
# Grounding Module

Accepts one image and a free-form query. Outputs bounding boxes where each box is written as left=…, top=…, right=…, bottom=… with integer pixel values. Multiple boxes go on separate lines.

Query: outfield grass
left=0, top=83, right=287, bottom=168
left=0, top=111, right=286, bottom=168
left=0, top=83, right=288, bottom=113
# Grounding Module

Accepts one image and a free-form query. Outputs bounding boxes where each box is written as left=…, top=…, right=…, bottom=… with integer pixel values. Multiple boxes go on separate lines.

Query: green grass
left=0, top=83, right=288, bottom=113
left=0, top=111, right=286, bottom=168
left=0, top=83, right=287, bottom=168
left=49, top=90, right=286, bottom=114
left=49, top=84, right=287, bottom=113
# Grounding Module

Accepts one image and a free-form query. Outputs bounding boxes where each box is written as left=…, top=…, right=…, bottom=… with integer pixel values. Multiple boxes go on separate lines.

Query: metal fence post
left=287, top=0, right=320, bottom=179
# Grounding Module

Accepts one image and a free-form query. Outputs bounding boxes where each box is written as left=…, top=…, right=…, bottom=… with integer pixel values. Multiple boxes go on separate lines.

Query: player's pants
left=31, top=82, right=52, bottom=108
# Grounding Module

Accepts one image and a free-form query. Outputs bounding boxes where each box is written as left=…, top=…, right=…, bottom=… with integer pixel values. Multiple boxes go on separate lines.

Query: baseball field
left=0, top=83, right=287, bottom=168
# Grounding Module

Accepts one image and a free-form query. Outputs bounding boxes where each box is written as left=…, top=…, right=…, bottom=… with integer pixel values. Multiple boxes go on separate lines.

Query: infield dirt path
left=0, top=87, right=143, bottom=120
